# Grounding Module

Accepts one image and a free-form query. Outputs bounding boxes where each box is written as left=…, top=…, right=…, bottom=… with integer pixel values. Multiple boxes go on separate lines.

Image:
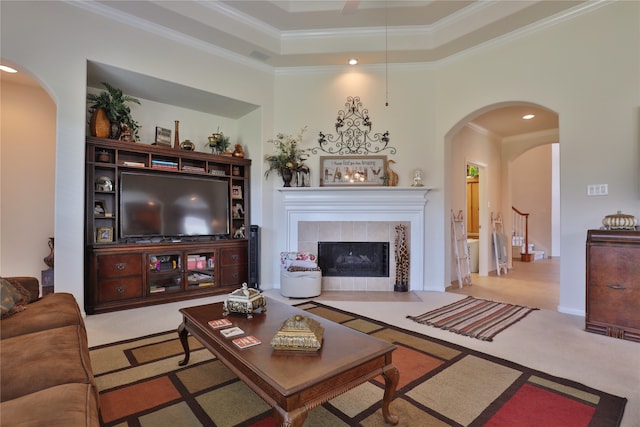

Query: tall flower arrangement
left=264, top=126, right=309, bottom=182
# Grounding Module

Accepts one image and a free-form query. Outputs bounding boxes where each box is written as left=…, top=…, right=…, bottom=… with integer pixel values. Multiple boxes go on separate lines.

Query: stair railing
left=512, top=206, right=532, bottom=261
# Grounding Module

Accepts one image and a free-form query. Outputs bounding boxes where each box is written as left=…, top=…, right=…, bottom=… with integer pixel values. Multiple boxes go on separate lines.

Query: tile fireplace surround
left=277, top=187, right=431, bottom=291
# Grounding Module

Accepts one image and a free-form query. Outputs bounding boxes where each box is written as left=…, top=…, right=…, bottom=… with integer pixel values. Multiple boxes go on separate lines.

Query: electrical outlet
left=587, top=184, right=608, bottom=196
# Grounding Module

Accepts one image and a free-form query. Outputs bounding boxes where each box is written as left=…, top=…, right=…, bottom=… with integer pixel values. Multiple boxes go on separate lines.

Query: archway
left=0, top=59, right=57, bottom=279
left=444, top=101, right=559, bottom=290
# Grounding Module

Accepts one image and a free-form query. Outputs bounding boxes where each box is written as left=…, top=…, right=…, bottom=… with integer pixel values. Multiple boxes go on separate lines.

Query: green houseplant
left=87, top=82, right=141, bottom=141
left=264, top=126, right=309, bottom=187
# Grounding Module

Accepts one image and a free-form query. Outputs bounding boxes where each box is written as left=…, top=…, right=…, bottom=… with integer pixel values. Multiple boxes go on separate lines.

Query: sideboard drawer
left=220, top=266, right=248, bottom=287
left=220, top=247, right=247, bottom=266
left=98, top=254, right=142, bottom=278
left=98, top=277, right=143, bottom=302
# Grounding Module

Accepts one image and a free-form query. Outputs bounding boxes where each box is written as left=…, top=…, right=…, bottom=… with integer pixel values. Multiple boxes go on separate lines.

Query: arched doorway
left=444, top=101, right=560, bottom=308
left=0, top=59, right=56, bottom=279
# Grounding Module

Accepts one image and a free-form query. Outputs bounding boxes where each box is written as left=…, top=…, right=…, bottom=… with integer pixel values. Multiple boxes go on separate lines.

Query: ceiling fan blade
left=342, top=0, right=360, bottom=15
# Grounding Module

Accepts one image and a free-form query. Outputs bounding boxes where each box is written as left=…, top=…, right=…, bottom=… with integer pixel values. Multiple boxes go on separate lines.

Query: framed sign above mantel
left=320, top=156, right=386, bottom=187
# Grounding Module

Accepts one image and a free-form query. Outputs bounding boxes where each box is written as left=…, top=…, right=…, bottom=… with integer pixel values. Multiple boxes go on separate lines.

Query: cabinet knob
left=116, top=263, right=126, bottom=270
left=116, top=286, right=126, bottom=293
left=231, top=272, right=239, bottom=279
left=231, top=254, right=239, bottom=261
left=607, top=284, right=626, bottom=290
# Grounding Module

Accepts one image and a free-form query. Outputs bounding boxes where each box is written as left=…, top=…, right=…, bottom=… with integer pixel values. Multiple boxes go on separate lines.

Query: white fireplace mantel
left=277, top=187, right=432, bottom=291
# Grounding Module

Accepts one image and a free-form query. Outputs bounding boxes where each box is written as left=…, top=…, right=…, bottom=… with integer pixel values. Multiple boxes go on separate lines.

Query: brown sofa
left=0, top=277, right=100, bottom=427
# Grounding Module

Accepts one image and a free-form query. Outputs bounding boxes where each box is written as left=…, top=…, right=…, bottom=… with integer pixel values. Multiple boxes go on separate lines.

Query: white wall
left=0, top=81, right=56, bottom=281
left=512, top=144, right=553, bottom=256
left=449, top=124, right=502, bottom=278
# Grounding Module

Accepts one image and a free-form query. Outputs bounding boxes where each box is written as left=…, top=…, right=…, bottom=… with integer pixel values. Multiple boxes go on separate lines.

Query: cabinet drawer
left=98, top=277, right=143, bottom=302
left=220, top=247, right=247, bottom=266
left=220, top=267, right=248, bottom=287
left=98, top=254, right=142, bottom=278
left=587, top=245, right=640, bottom=329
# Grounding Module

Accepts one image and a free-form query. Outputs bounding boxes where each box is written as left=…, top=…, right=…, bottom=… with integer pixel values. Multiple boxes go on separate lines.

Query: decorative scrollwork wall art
left=313, top=96, right=395, bottom=155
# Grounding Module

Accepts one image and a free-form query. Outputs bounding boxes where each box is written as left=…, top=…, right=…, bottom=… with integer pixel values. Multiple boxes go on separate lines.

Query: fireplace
left=277, top=187, right=430, bottom=291
left=318, top=241, right=389, bottom=277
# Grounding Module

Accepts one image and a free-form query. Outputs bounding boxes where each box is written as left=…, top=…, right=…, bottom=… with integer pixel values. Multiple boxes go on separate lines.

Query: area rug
left=90, top=301, right=626, bottom=426
left=407, top=296, right=539, bottom=342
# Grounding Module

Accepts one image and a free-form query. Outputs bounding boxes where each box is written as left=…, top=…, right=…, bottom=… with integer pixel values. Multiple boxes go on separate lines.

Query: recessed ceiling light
left=0, top=65, right=18, bottom=73
left=348, top=58, right=358, bottom=65
left=522, top=114, right=535, bottom=120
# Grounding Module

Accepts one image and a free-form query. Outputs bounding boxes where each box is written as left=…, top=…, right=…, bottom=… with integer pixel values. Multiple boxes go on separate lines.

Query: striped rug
left=407, top=296, right=539, bottom=341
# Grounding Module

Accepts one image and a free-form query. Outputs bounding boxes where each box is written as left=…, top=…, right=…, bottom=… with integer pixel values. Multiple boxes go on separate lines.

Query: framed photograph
left=96, top=226, right=113, bottom=243
left=231, top=185, right=243, bottom=199
left=94, top=199, right=111, bottom=217
left=154, top=126, right=172, bottom=146
left=320, top=155, right=387, bottom=186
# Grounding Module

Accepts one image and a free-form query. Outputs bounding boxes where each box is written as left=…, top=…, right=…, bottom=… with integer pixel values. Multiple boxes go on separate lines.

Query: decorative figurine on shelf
left=411, top=168, right=424, bottom=187
left=232, top=203, right=244, bottom=219
left=233, top=224, right=246, bottom=239
left=232, top=144, right=245, bottom=158
left=386, top=159, right=399, bottom=187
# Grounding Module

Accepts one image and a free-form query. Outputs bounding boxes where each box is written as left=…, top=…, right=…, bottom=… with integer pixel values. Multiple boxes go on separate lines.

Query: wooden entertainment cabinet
left=85, top=137, right=251, bottom=314
left=585, top=229, right=640, bottom=342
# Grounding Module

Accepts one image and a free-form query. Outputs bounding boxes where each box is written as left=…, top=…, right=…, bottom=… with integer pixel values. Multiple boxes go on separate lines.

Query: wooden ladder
left=492, top=212, right=509, bottom=276
left=451, top=210, right=472, bottom=288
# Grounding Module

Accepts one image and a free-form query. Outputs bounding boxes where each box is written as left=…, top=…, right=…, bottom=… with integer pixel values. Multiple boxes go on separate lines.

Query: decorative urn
left=223, top=283, right=266, bottom=318
left=602, top=211, right=637, bottom=230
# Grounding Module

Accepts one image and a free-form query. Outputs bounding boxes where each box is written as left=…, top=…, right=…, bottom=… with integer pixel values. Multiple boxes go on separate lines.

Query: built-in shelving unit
left=85, top=137, right=250, bottom=314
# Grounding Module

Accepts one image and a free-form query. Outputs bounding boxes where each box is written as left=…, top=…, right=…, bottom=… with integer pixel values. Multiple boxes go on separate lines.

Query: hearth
left=318, top=241, right=389, bottom=277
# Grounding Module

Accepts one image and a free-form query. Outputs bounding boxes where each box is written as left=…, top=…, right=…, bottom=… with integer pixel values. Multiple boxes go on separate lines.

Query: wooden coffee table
left=178, top=298, right=399, bottom=426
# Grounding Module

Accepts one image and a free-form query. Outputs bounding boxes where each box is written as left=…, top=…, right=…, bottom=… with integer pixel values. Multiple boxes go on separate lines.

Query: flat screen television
left=119, top=171, right=230, bottom=239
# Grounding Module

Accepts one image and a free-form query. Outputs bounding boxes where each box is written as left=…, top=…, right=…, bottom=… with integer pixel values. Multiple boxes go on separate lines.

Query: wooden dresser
left=585, top=229, right=640, bottom=342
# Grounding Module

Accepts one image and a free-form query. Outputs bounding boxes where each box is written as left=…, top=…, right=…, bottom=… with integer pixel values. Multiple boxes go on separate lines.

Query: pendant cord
left=385, top=6, right=389, bottom=107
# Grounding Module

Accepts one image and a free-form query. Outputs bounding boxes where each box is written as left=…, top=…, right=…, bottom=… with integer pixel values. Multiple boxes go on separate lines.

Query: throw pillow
left=280, top=252, right=318, bottom=269
left=0, top=278, right=28, bottom=318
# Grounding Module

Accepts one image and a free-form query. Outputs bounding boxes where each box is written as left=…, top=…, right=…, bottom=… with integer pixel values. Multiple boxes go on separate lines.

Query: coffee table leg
left=273, top=406, right=307, bottom=427
left=381, top=364, right=399, bottom=425
left=177, top=321, right=190, bottom=366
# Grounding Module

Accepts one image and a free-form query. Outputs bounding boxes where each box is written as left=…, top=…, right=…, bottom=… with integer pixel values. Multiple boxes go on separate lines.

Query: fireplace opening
left=318, top=242, right=389, bottom=277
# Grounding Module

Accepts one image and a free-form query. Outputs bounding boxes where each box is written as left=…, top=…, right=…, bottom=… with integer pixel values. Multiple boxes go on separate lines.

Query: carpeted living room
left=83, top=285, right=636, bottom=426
left=2, top=1, right=639, bottom=426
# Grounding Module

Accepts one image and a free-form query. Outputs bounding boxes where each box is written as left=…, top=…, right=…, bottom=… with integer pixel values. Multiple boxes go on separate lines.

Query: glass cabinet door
left=185, top=252, right=216, bottom=290
left=147, top=253, right=181, bottom=294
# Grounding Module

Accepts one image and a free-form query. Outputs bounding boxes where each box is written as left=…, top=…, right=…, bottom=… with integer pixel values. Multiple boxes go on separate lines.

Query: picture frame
left=96, top=226, right=113, bottom=243
left=154, top=126, right=172, bottom=146
left=231, top=185, right=243, bottom=199
left=320, top=155, right=387, bottom=187
left=94, top=199, right=111, bottom=217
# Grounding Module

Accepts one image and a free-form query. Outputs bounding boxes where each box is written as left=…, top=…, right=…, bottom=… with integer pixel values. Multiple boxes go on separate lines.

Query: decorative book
left=208, top=318, right=232, bottom=329
left=232, top=335, right=261, bottom=349
left=220, top=326, right=244, bottom=338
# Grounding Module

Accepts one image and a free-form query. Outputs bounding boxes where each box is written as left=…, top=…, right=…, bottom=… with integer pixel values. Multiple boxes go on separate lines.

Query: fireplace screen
left=318, top=242, right=389, bottom=277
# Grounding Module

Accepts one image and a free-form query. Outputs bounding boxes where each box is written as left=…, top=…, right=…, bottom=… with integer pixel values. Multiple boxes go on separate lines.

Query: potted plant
left=207, top=131, right=230, bottom=154
left=264, top=126, right=309, bottom=187
left=87, top=82, right=141, bottom=141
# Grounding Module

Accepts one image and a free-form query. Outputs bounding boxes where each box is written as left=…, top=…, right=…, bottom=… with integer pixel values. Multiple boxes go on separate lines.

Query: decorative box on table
left=270, top=314, right=324, bottom=352
left=223, top=283, right=267, bottom=318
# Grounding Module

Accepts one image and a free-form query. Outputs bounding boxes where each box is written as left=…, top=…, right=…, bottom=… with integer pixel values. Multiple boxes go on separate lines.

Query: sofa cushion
left=1, top=324, right=97, bottom=402
left=0, top=383, right=100, bottom=427
left=1, top=293, right=83, bottom=339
